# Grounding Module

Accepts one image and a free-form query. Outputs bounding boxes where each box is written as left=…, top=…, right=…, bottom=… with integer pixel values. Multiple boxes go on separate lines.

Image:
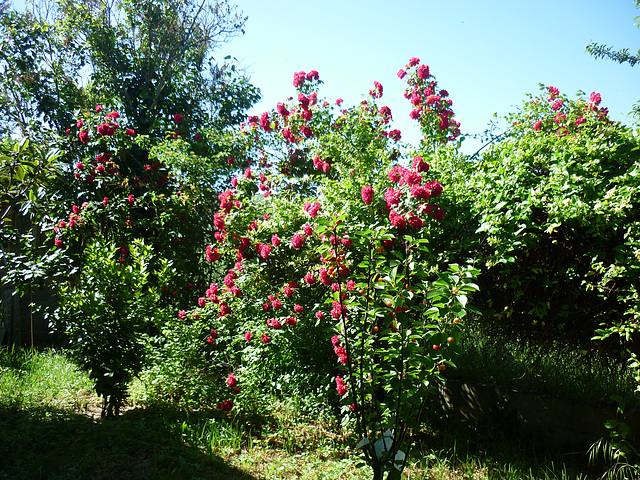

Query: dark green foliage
left=432, top=86, right=640, bottom=357
left=53, top=240, right=172, bottom=417
left=0, top=8, right=87, bottom=138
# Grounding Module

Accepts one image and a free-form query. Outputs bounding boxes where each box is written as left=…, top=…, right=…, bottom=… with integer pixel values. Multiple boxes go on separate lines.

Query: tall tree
left=0, top=0, right=255, bottom=138
left=0, top=4, right=86, bottom=138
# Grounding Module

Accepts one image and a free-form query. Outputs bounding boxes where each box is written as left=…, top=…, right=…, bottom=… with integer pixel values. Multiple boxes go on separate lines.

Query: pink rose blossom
left=205, top=245, right=221, bottom=262
left=319, top=267, right=331, bottom=285
left=370, top=81, right=384, bottom=98
left=277, top=102, right=289, bottom=118
left=410, top=184, right=430, bottom=200
left=335, top=376, right=348, bottom=396
left=407, top=213, right=424, bottom=229
left=302, top=223, right=313, bottom=236
left=412, top=155, right=430, bottom=172
left=388, top=129, right=401, bottom=142
left=291, top=233, right=305, bottom=249
left=258, top=243, right=272, bottom=259
left=425, top=181, right=443, bottom=197
left=303, top=201, right=321, bottom=218
left=293, top=71, right=306, bottom=88
left=417, top=64, right=430, bottom=79
left=389, top=210, right=406, bottom=229
left=361, top=185, right=374, bottom=205
left=267, top=318, right=282, bottom=329
left=299, top=125, right=312, bottom=138
left=384, top=187, right=402, bottom=207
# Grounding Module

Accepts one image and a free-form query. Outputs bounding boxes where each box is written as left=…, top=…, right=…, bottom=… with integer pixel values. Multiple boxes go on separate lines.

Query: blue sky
left=217, top=0, right=640, bottom=153
left=10, top=0, right=640, bottom=153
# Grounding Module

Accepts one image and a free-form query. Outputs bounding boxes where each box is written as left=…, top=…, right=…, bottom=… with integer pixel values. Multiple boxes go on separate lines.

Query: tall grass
left=451, top=319, right=637, bottom=403
left=0, top=347, right=95, bottom=410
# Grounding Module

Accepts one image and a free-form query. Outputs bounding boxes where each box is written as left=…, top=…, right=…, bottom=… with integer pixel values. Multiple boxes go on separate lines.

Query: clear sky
left=10, top=0, right=640, bottom=154
left=216, top=0, right=640, bottom=153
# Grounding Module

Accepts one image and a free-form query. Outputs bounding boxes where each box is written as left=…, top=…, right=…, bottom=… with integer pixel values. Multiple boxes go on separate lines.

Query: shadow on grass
left=0, top=403, right=256, bottom=480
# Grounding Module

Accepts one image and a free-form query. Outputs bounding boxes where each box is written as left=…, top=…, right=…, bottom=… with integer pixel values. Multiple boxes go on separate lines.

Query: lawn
left=0, top=348, right=601, bottom=480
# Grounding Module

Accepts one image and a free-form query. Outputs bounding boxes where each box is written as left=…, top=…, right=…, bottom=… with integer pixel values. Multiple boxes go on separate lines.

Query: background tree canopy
left=0, top=0, right=258, bottom=139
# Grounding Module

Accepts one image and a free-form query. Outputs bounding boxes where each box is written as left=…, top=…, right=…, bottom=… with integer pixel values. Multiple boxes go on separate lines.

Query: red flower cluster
left=361, top=185, right=374, bottom=205
left=335, top=376, right=348, bottom=395
left=291, top=233, right=305, bottom=249
left=313, top=155, right=330, bottom=172
left=369, top=81, right=384, bottom=98
left=402, top=60, right=460, bottom=141
left=303, top=201, right=321, bottom=218
left=257, top=242, right=272, bottom=259
left=332, top=336, right=349, bottom=365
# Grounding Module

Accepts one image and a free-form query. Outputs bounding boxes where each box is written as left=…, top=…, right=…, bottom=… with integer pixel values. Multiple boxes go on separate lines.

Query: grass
left=0, top=346, right=96, bottom=410
left=0, top=347, right=621, bottom=479
left=450, top=320, right=638, bottom=404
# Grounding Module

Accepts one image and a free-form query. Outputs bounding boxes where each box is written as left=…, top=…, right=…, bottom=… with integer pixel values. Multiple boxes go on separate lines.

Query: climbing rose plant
left=182, top=59, right=478, bottom=479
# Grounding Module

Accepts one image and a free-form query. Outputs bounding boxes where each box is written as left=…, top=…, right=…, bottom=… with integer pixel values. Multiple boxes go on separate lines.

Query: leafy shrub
left=53, top=240, right=172, bottom=416
left=169, top=60, right=479, bottom=479
left=431, top=86, right=640, bottom=357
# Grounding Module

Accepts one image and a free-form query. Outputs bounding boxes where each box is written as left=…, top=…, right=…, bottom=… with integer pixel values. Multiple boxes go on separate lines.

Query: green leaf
left=604, top=419, right=618, bottom=429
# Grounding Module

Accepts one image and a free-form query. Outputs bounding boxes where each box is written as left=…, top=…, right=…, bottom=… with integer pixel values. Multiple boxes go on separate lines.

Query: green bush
left=53, top=240, right=172, bottom=416
left=431, top=86, right=640, bottom=358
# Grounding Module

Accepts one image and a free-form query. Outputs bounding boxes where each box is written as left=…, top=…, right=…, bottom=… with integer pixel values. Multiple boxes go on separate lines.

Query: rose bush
left=174, top=60, right=478, bottom=479
left=46, top=99, right=260, bottom=415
